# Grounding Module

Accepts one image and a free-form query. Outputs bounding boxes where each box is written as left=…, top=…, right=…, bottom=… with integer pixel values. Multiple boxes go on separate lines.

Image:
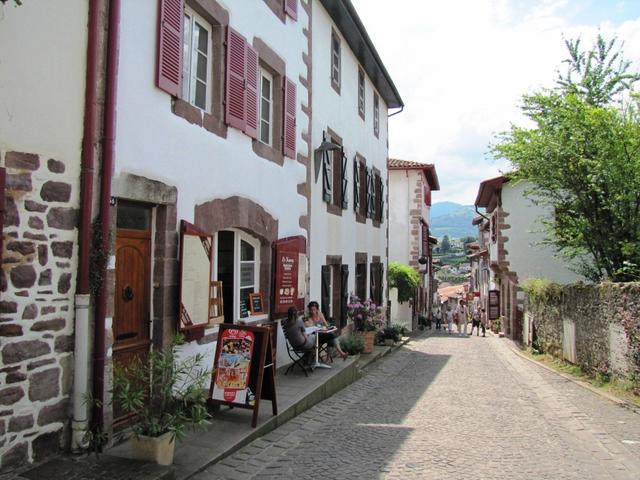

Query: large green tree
left=492, top=35, right=640, bottom=282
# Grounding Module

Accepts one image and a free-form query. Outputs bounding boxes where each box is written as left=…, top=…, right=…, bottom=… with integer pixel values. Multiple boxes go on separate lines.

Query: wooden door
left=113, top=204, right=151, bottom=422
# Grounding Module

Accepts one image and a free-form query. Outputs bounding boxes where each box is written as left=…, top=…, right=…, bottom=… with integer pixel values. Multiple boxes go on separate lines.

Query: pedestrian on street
left=446, top=306, right=454, bottom=334
left=470, top=306, right=481, bottom=336
left=457, top=300, right=468, bottom=336
left=435, top=308, right=442, bottom=330
left=481, top=308, right=487, bottom=337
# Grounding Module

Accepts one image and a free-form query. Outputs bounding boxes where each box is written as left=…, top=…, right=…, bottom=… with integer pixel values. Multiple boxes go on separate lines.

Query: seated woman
left=283, top=307, right=316, bottom=355
left=305, top=301, right=348, bottom=360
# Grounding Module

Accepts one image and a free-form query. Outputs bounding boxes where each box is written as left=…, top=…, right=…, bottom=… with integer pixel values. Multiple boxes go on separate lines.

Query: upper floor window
left=358, top=68, right=365, bottom=119
left=373, top=92, right=380, bottom=138
left=182, top=8, right=213, bottom=111
left=331, top=30, right=341, bottom=93
left=259, top=69, right=274, bottom=145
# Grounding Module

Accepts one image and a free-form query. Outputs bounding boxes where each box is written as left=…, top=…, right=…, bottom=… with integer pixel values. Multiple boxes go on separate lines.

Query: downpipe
left=71, top=294, right=91, bottom=451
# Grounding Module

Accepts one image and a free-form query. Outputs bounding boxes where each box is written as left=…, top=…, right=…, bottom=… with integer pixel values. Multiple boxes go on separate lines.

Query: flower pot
left=130, top=432, right=176, bottom=466
left=356, top=331, right=376, bottom=354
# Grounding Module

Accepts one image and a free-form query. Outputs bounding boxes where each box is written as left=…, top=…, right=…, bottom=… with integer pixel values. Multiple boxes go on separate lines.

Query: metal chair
left=283, top=328, right=313, bottom=376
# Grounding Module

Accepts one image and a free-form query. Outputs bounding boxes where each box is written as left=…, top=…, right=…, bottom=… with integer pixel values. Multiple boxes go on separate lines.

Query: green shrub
left=340, top=334, right=365, bottom=355
left=388, top=262, right=421, bottom=303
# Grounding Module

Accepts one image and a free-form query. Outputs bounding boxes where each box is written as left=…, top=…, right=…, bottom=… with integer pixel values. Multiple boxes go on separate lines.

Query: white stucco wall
left=114, top=1, right=310, bottom=370
left=502, top=181, right=582, bottom=284
left=309, top=2, right=390, bottom=306
left=0, top=0, right=87, bottom=169
left=388, top=170, right=411, bottom=265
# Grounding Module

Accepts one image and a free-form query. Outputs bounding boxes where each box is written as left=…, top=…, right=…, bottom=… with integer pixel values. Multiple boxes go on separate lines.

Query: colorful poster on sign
left=212, top=328, right=255, bottom=405
left=275, top=250, right=298, bottom=310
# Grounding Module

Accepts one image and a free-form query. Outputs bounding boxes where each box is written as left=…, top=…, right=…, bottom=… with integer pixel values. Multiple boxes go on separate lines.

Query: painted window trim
left=182, top=7, right=213, bottom=113
left=259, top=68, right=274, bottom=146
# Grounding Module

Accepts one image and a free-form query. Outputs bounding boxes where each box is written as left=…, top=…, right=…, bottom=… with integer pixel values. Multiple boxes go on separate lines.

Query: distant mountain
left=430, top=202, right=477, bottom=239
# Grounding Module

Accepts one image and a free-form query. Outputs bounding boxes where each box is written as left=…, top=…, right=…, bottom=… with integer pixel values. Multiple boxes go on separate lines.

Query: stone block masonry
left=526, top=282, right=640, bottom=390
left=1, top=151, right=78, bottom=471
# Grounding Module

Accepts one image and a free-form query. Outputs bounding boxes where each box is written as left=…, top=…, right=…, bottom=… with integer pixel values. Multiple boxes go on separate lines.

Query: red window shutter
left=156, top=0, right=184, bottom=96
left=225, top=27, right=246, bottom=130
left=284, top=0, right=298, bottom=20
left=283, top=77, right=296, bottom=158
left=244, top=44, right=259, bottom=139
left=424, top=185, right=432, bottom=206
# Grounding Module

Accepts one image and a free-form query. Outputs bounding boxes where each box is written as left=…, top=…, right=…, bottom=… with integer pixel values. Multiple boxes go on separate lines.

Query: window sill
left=172, top=98, right=227, bottom=138
left=252, top=140, right=284, bottom=166
left=326, top=202, right=343, bottom=217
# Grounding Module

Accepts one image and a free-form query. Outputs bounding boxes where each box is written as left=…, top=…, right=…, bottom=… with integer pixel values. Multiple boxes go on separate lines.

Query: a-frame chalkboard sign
left=208, top=324, right=277, bottom=427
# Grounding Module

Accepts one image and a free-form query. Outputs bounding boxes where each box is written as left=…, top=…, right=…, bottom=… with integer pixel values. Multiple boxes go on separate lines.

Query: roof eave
left=320, top=0, right=403, bottom=109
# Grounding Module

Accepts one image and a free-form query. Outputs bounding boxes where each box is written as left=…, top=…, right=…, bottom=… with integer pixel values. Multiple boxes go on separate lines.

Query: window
left=331, top=30, right=341, bottom=93
left=373, top=92, right=380, bottom=138
left=358, top=68, right=365, bottom=119
left=331, top=144, right=342, bottom=209
left=215, top=230, right=261, bottom=323
left=356, top=263, right=367, bottom=300
left=323, top=131, right=347, bottom=215
left=182, top=8, right=213, bottom=111
left=259, top=69, right=274, bottom=145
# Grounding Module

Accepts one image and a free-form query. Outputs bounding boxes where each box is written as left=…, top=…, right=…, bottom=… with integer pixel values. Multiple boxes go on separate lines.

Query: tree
left=388, top=262, right=421, bottom=303
left=440, top=235, right=451, bottom=254
left=492, top=35, right=640, bottom=282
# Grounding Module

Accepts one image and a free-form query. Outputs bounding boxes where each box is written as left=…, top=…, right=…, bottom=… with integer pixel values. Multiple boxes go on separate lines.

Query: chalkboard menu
left=488, top=289, right=500, bottom=320
left=209, top=324, right=277, bottom=427
left=239, top=299, right=249, bottom=318
left=249, top=293, right=264, bottom=315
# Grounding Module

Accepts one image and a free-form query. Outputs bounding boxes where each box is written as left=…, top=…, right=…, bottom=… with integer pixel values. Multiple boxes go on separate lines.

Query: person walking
left=435, top=308, right=442, bottom=330
left=457, top=300, right=468, bottom=336
left=480, top=308, right=487, bottom=337
left=446, top=306, right=454, bottom=335
left=470, top=306, right=481, bottom=336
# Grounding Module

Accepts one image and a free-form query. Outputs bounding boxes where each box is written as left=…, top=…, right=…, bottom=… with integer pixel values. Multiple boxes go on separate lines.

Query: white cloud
left=351, top=0, right=640, bottom=203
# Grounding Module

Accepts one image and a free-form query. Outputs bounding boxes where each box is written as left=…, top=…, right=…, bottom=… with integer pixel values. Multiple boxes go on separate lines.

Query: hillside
left=430, top=202, right=476, bottom=239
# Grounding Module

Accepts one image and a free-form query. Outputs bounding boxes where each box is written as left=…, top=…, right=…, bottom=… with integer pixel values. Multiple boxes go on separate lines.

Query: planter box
left=356, top=331, right=376, bottom=354
left=130, top=432, right=176, bottom=466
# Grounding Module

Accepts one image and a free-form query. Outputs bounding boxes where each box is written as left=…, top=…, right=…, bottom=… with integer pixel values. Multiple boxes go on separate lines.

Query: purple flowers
left=347, top=294, right=384, bottom=332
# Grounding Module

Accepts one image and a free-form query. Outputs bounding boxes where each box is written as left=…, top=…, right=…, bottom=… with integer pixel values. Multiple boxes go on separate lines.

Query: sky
left=351, top=0, right=640, bottom=205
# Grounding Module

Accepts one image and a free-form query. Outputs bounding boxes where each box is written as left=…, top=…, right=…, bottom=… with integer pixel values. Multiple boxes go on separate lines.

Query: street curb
left=507, top=344, right=640, bottom=415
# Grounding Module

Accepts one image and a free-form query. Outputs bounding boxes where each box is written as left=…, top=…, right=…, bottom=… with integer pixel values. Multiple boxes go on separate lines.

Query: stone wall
left=526, top=282, right=640, bottom=387
left=1, top=151, right=78, bottom=470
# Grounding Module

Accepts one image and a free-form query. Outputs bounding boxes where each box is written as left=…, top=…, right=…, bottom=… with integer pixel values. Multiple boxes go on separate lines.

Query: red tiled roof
left=388, top=158, right=440, bottom=190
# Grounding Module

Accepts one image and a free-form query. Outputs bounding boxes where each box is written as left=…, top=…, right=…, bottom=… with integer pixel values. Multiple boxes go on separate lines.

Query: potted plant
left=347, top=294, right=383, bottom=353
left=378, top=325, right=401, bottom=346
left=339, top=334, right=365, bottom=355
left=113, top=334, right=210, bottom=466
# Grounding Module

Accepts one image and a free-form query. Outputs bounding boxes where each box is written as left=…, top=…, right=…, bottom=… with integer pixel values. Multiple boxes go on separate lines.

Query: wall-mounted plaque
left=488, top=289, right=500, bottom=320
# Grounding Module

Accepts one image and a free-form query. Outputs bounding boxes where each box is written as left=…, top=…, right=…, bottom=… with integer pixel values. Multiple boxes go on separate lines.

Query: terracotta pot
left=356, top=331, right=376, bottom=354
left=130, top=431, right=176, bottom=466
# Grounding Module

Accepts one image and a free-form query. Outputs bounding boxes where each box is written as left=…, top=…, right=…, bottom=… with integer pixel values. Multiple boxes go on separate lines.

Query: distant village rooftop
left=388, top=158, right=440, bottom=190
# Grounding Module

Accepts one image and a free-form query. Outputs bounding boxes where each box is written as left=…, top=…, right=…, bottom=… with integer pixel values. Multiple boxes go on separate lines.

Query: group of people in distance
left=283, top=301, right=349, bottom=361
left=434, top=299, right=486, bottom=337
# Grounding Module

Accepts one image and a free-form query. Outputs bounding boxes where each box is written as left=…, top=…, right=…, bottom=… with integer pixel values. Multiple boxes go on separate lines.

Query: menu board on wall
left=488, top=289, right=500, bottom=320
left=273, top=236, right=306, bottom=315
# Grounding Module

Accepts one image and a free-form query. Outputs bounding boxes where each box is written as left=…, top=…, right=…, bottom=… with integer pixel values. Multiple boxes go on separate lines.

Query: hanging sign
left=273, top=236, right=306, bottom=315
left=209, top=324, right=277, bottom=427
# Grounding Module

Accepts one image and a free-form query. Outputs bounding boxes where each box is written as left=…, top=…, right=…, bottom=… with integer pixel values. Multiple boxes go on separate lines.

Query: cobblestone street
left=196, top=331, right=640, bottom=480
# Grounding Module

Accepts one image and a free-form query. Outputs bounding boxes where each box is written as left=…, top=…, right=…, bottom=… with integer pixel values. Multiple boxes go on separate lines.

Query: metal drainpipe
left=72, top=0, right=102, bottom=452
left=93, top=0, right=121, bottom=435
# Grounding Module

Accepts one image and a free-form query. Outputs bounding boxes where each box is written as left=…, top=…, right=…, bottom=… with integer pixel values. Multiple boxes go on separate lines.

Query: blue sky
left=351, top=0, right=640, bottom=205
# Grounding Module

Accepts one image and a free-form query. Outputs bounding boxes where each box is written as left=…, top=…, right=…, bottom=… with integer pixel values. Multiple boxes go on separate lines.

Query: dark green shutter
left=340, top=265, right=349, bottom=328
left=341, top=152, right=348, bottom=209
left=353, top=159, right=360, bottom=212
left=321, top=265, right=331, bottom=319
left=322, top=153, right=332, bottom=202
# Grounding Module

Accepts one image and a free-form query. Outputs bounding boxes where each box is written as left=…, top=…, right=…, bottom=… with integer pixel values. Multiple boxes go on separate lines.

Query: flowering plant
left=347, top=294, right=384, bottom=332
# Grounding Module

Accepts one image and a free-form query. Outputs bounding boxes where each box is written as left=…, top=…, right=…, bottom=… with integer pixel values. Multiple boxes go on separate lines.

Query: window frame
left=182, top=7, right=214, bottom=113
left=258, top=68, right=274, bottom=146
left=373, top=92, right=380, bottom=138
left=358, top=68, right=365, bottom=120
left=331, top=29, right=341, bottom=94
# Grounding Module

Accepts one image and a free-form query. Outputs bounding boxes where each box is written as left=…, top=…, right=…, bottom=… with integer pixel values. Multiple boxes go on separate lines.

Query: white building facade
left=388, top=160, right=439, bottom=330
left=308, top=1, right=403, bottom=326
left=473, top=176, right=581, bottom=340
